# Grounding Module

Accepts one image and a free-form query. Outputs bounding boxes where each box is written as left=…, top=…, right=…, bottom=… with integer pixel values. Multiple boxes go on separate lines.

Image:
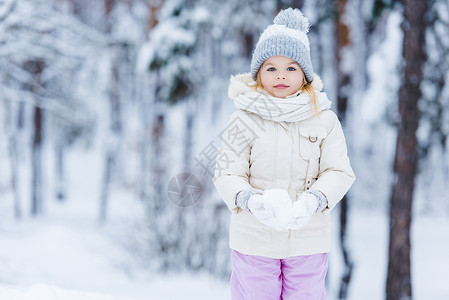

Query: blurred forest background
left=0, top=0, right=448, bottom=299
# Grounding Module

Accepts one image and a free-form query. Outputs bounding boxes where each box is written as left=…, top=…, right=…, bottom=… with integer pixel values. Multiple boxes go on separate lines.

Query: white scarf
left=233, top=90, right=332, bottom=122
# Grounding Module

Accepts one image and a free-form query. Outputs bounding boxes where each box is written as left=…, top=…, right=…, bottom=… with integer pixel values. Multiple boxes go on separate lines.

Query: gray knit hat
left=250, top=8, right=314, bottom=83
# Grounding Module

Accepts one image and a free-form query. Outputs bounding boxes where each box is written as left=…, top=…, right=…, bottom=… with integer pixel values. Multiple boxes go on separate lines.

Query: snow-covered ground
left=0, top=150, right=448, bottom=299
left=328, top=209, right=449, bottom=300
left=0, top=149, right=230, bottom=300
left=0, top=210, right=230, bottom=300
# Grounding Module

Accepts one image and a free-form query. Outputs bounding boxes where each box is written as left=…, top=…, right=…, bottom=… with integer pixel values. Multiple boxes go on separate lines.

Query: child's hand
left=247, top=193, right=264, bottom=211
left=246, top=189, right=324, bottom=231
left=248, top=194, right=277, bottom=223
left=249, top=189, right=293, bottom=231
left=235, top=188, right=263, bottom=212
left=289, top=192, right=319, bottom=229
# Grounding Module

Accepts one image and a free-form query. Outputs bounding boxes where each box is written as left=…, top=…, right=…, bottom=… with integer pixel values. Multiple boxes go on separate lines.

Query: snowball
left=251, top=189, right=317, bottom=231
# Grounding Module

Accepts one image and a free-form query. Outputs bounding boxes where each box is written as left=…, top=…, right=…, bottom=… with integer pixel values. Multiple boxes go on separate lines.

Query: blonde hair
left=253, top=71, right=319, bottom=116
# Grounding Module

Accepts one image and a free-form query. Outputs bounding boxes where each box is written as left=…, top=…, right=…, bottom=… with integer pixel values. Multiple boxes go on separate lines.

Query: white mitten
left=248, top=193, right=274, bottom=220
left=235, top=188, right=263, bottom=212
left=289, top=192, right=319, bottom=229
left=249, top=189, right=293, bottom=231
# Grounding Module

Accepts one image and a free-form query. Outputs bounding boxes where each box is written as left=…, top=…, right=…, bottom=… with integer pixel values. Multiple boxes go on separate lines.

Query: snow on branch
left=137, top=4, right=210, bottom=103
left=0, top=0, right=17, bottom=23
left=0, top=0, right=107, bottom=73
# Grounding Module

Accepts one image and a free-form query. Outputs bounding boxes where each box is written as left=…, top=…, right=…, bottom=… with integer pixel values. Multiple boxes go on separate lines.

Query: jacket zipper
left=288, top=122, right=296, bottom=239
left=273, top=124, right=278, bottom=187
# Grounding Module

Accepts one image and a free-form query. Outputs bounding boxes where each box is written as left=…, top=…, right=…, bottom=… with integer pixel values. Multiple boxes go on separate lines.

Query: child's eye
left=267, top=67, right=276, bottom=72
left=287, top=67, right=296, bottom=71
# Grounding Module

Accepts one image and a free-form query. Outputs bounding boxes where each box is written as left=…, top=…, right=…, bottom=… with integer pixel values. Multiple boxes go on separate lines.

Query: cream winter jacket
left=213, top=73, right=355, bottom=259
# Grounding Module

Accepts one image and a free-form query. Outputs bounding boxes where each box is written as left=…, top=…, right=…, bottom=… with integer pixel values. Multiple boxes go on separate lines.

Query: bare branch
left=0, top=0, right=17, bottom=23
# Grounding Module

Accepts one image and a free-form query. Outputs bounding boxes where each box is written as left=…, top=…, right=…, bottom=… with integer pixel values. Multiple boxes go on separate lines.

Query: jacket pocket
left=298, top=125, right=327, bottom=160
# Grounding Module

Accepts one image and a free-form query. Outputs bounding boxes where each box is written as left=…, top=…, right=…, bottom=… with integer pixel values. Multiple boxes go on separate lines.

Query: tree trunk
left=99, top=43, right=123, bottom=223
left=31, top=104, right=43, bottom=215
left=335, top=0, right=353, bottom=298
left=336, top=0, right=350, bottom=123
left=9, top=129, right=21, bottom=219
left=31, top=108, right=42, bottom=215
left=386, top=1, right=428, bottom=299
left=183, top=100, right=195, bottom=173
left=138, top=1, right=161, bottom=201
left=100, top=151, right=113, bottom=222
left=24, top=59, right=45, bottom=216
left=138, top=74, right=152, bottom=201
left=98, top=0, right=123, bottom=223
left=55, top=142, right=66, bottom=201
left=2, top=66, right=22, bottom=220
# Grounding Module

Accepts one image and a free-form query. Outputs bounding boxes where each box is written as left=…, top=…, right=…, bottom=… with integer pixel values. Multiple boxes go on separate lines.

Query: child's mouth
left=274, top=84, right=289, bottom=89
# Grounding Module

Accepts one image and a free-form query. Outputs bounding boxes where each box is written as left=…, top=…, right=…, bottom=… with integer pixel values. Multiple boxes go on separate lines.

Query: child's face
left=259, top=56, right=304, bottom=98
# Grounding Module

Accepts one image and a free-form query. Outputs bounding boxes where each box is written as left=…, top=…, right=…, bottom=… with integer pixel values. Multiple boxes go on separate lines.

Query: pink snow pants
left=230, top=250, right=328, bottom=300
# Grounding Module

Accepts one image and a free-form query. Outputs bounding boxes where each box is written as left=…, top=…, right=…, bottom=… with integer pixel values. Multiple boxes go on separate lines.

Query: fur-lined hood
left=228, top=72, right=324, bottom=99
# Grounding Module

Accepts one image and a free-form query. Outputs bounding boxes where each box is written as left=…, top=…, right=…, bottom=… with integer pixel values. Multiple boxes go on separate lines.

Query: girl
left=213, top=8, right=355, bottom=300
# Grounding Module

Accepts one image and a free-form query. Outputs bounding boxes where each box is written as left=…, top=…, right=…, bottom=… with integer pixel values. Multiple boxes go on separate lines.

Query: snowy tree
left=98, top=1, right=133, bottom=223
left=415, top=0, right=449, bottom=214
left=0, top=0, right=104, bottom=216
left=1, top=1, right=448, bottom=294
left=132, top=0, right=281, bottom=275
left=386, top=0, right=429, bottom=299
left=137, top=0, right=200, bottom=271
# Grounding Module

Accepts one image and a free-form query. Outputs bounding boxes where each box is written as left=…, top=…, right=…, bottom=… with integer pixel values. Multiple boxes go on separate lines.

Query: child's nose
left=276, top=72, right=286, bottom=80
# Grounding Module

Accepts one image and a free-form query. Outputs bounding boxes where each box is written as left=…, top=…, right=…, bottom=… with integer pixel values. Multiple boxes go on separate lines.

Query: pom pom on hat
left=273, top=7, right=310, bottom=33
left=250, top=8, right=314, bottom=83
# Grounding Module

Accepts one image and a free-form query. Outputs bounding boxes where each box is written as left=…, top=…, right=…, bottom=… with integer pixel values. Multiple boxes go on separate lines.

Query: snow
left=1, top=208, right=447, bottom=300
left=1, top=148, right=448, bottom=300
left=0, top=211, right=230, bottom=300
left=327, top=209, right=449, bottom=299
left=248, top=188, right=295, bottom=231
left=347, top=10, right=401, bottom=211
left=136, top=20, right=196, bottom=73
left=0, top=0, right=16, bottom=21
left=0, top=149, right=230, bottom=300
left=248, top=189, right=319, bottom=231
left=1, top=84, right=448, bottom=300
left=332, top=211, right=390, bottom=298
left=0, top=284, right=133, bottom=300
left=361, top=10, right=402, bottom=125
left=1, top=2, right=449, bottom=300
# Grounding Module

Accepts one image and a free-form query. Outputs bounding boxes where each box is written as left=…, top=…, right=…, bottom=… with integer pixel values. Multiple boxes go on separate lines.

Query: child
left=213, top=8, right=355, bottom=300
